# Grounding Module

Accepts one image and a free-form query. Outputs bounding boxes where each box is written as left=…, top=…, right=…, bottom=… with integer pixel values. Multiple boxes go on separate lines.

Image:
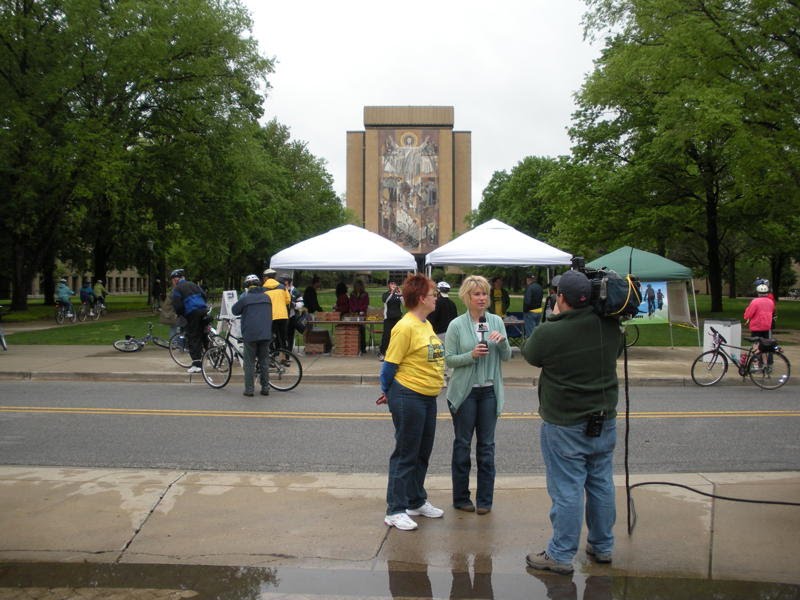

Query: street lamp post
left=146, top=239, right=154, bottom=306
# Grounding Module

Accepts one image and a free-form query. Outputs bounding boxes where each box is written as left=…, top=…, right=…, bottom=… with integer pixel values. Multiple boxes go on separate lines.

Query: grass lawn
left=3, top=286, right=798, bottom=346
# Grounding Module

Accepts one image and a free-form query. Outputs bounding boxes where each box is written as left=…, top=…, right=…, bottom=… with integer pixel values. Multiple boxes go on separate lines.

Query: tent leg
left=691, top=282, right=701, bottom=346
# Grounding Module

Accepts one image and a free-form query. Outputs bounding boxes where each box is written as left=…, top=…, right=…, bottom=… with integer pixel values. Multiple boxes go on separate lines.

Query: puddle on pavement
left=0, top=562, right=798, bottom=599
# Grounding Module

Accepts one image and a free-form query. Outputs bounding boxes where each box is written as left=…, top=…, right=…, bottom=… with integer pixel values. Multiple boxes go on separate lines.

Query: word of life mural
left=379, top=130, right=439, bottom=253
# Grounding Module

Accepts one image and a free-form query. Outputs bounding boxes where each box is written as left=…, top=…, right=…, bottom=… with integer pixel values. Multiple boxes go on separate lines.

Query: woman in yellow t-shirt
left=379, top=274, right=445, bottom=531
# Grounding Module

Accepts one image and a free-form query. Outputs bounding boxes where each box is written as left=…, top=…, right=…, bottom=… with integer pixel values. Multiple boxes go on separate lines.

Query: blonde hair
left=458, top=275, right=490, bottom=305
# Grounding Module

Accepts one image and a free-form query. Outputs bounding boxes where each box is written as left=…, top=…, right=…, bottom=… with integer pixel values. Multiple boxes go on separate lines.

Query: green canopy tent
left=587, top=246, right=700, bottom=346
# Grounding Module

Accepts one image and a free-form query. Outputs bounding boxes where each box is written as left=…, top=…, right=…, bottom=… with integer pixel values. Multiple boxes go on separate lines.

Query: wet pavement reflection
left=1, top=561, right=799, bottom=599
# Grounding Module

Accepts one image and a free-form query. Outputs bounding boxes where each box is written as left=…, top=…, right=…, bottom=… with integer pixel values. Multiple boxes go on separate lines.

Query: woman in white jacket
left=444, top=275, right=511, bottom=514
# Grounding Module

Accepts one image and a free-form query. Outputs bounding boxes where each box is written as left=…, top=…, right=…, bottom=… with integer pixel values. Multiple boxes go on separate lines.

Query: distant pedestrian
left=232, top=274, right=273, bottom=397
left=378, top=280, right=404, bottom=360
left=428, top=281, right=457, bottom=343
left=152, top=278, right=163, bottom=310
left=522, top=274, right=544, bottom=336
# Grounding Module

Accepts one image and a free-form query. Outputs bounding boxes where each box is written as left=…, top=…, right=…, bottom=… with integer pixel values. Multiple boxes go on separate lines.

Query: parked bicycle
left=113, top=322, right=171, bottom=352
left=624, top=322, right=640, bottom=348
left=55, top=302, right=76, bottom=325
left=200, top=317, right=302, bottom=391
left=691, top=326, right=790, bottom=390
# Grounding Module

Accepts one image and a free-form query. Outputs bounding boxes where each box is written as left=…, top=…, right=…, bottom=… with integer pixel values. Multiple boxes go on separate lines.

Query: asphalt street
left=1, top=381, right=798, bottom=474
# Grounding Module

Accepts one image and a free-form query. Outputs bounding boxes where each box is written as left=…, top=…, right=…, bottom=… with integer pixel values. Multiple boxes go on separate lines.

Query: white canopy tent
left=269, top=224, right=417, bottom=272
left=425, top=219, right=572, bottom=267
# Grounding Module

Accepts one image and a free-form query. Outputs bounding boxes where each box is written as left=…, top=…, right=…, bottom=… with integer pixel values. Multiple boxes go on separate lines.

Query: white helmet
left=756, top=284, right=769, bottom=294
left=437, top=281, right=450, bottom=292
left=244, top=274, right=260, bottom=287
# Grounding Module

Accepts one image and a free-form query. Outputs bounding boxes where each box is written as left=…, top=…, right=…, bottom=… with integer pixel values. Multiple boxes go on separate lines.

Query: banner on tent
left=629, top=281, right=668, bottom=325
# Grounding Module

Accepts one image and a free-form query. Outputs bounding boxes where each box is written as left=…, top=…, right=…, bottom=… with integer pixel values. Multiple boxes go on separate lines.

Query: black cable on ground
left=623, top=342, right=800, bottom=536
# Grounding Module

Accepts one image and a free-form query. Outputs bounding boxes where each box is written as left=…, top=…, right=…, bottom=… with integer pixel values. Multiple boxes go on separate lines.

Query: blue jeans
left=540, top=419, right=617, bottom=563
left=386, top=381, right=437, bottom=515
left=450, top=386, right=497, bottom=508
left=524, top=312, right=541, bottom=337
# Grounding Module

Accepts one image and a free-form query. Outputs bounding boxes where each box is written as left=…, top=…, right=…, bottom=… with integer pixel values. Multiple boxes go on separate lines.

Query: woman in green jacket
left=444, top=275, right=511, bottom=514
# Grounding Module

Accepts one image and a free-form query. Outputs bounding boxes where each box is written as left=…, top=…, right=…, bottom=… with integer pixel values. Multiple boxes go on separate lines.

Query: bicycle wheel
left=113, top=338, right=142, bottom=352
left=748, top=351, right=790, bottom=390
left=91, top=305, right=101, bottom=321
left=691, top=350, right=728, bottom=386
left=169, top=333, right=193, bottom=368
left=67, top=309, right=77, bottom=324
left=55, top=308, right=64, bottom=325
left=152, top=336, right=170, bottom=349
left=201, top=344, right=232, bottom=388
left=624, top=324, right=640, bottom=348
left=268, top=349, right=302, bottom=391
left=78, top=305, right=88, bottom=322
left=0, top=332, right=7, bottom=351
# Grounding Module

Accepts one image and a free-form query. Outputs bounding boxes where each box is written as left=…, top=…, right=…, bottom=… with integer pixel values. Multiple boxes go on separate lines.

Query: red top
left=743, top=296, right=775, bottom=332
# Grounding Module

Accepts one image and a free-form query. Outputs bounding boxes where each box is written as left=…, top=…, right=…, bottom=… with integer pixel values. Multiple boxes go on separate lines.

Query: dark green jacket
left=522, top=306, right=623, bottom=426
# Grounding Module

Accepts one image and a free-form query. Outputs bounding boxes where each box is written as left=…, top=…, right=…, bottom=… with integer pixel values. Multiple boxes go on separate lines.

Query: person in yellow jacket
left=262, top=268, right=291, bottom=353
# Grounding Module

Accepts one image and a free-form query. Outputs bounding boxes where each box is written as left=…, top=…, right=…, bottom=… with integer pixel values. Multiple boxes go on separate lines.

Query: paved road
left=1, top=382, right=798, bottom=473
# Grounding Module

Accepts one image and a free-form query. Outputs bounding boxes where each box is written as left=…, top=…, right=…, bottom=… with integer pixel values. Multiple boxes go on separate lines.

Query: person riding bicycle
left=232, top=274, right=273, bottom=397
left=93, top=279, right=108, bottom=308
left=170, top=268, right=208, bottom=373
left=56, top=278, right=75, bottom=317
left=79, top=280, right=96, bottom=316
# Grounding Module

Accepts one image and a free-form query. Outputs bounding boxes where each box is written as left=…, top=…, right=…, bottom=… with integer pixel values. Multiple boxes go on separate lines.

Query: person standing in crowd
left=333, top=282, right=349, bottom=314
left=262, top=268, right=291, bottom=354
left=283, top=275, right=303, bottom=353
left=379, top=274, right=445, bottom=531
left=79, top=279, right=95, bottom=316
left=56, top=278, right=75, bottom=317
left=349, top=279, right=370, bottom=353
left=152, top=278, right=163, bottom=311
left=232, top=274, right=273, bottom=397
left=521, top=270, right=623, bottom=575
left=543, top=275, right=560, bottom=322
left=303, top=276, right=323, bottom=315
left=429, top=281, right=458, bottom=343
left=170, top=268, right=208, bottom=373
left=445, top=275, right=511, bottom=515
left=93, top=279, right=108, bottom=309
left=744, top=283, right=775, bottom=339
left=378, top=280, right=404, bottom=361
left=488, top=276, right=509, bottom=317
left=522, top=274, right=544, bottom=337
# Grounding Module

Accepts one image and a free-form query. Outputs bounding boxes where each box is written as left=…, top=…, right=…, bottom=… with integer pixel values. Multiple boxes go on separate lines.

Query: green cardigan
left=444, top=312, right=512, bottom=415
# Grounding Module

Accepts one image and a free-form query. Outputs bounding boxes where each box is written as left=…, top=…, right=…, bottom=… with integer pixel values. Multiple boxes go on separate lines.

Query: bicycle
left=113, top=322, right=171, bottom=352
left=168, top=307, right=221, bottom=368
left=55, top=302, right=76, bottom=325
left=624, top=322, right=640, bottom=348
left=77, top=301, right=100, bottom=322
left=200, top=317, right=302, bottom=391
left=691, top=326, right=790, bottom=390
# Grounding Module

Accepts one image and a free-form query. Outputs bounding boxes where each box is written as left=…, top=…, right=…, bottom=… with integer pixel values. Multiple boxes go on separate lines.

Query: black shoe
left=243, top=391, right=254, bottom=397
left=476, top=506, right=491, bottom=515
left=260, top=389, right=270, bottom=396
left=454, top=502, right=475, bottom=512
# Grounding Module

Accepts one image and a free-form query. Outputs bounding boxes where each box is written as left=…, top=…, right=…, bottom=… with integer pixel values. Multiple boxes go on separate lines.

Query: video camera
left=570, top=256, right=641, bottom=320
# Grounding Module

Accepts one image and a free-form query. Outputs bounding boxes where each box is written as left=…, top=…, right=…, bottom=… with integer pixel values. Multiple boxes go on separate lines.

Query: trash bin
left=703, top=319, right=741, bottom=358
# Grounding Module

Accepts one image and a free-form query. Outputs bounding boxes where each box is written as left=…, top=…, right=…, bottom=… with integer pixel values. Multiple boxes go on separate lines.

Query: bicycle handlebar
left=708, top=326, right=727, bottom=345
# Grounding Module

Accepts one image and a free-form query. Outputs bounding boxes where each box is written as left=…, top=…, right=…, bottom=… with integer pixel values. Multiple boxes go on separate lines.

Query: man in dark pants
left=522, top=270, right=623, bottom=575
left=170, top=269, right=208, bottom=373
left=232, top=274, right=273, bottom=397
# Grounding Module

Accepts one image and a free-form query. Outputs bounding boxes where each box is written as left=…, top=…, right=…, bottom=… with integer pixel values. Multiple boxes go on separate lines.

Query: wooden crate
left=304, top=343, right=327, bottom=355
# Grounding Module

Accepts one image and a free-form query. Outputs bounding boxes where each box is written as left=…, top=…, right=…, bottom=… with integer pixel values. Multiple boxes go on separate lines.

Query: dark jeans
left=380, top=317, right=400, bottom=355
left=386, top=380, right=437, bottom=515
left=449, top=386, right=497, bottom=508
left=185, top=310, right=206, bottom=367
left=272, top=319, right=289, bottom=351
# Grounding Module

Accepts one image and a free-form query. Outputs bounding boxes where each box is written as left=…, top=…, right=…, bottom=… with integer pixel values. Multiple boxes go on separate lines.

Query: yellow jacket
left=262, top=278, right=290, bottom=320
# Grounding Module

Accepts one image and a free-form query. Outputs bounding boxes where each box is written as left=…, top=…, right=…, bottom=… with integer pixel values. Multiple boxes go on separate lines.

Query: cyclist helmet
left=263, top=268, right=276, bottom=277
left=169, top=268, right=184, bottom=279
left=756, top=284, right=769, bottom=294
left=244, top=274, right=260, bottom=287
left=437, top=281, right=450, bottom=295
left=59, top=278, right=67, bottom=283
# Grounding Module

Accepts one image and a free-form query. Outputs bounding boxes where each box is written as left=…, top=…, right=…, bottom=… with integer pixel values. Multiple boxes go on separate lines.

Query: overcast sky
left=242, top=0, right=600, bottom=209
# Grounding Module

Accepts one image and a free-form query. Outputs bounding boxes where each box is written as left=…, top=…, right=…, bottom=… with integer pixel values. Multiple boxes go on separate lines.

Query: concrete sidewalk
left=0, top=466, right=798, bottom=586
left=1, top=340, right=797, bottom=387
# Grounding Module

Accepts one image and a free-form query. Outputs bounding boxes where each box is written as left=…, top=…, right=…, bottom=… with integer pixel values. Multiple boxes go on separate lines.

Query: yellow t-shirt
left=492, top=288, right=505, bottom=316
left=385, top=313, right=444, bottom=396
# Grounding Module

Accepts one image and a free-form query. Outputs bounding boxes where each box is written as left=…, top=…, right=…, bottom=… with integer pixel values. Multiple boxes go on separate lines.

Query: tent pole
left=690, top=281, right=701, bottom=346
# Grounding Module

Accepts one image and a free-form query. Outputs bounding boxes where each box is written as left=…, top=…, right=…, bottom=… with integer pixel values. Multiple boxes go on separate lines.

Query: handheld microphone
left=478, top=316, right=489, bottom=348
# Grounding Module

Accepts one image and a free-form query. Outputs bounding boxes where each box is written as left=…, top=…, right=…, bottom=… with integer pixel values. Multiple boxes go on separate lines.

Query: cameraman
left=521, top=270, right=623, bottom=575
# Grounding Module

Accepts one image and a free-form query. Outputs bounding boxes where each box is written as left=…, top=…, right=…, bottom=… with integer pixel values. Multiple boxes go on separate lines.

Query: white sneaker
left=406, top=501, right=444, bottom=518
left=187, top=366, right=202, bottom=373
left=384, top=512, right=418, bottom=530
